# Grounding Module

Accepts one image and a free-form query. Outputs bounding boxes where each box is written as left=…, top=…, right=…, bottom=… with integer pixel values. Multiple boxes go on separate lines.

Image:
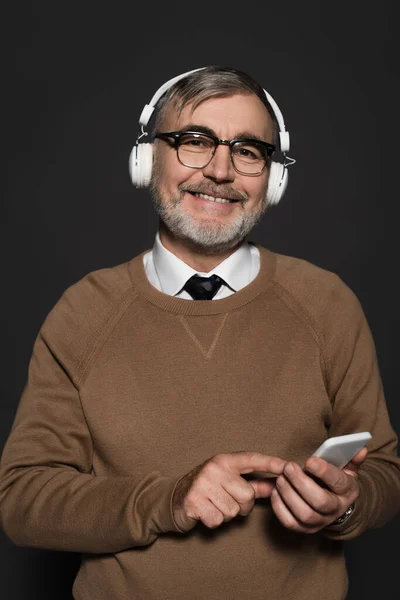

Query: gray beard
left=149, top=176, right=268, bottom=256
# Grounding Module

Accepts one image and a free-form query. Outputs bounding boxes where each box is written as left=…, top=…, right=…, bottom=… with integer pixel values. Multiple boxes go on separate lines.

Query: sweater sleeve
left=0, top=272, right=183, bottom=554
left=320, top=279, right=400, bottom=540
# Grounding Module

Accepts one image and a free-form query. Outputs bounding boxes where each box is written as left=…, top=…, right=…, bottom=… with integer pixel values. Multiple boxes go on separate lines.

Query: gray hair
left=151, top=65, right=278, bottom=144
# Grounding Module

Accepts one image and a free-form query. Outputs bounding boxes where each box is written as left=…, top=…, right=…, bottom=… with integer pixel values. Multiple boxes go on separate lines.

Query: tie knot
left=183, top=274, right=224, bottom=300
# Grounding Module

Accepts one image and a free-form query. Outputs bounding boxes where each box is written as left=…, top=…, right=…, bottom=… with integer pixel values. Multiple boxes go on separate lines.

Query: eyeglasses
left=154, top=130, right=276, bottom=175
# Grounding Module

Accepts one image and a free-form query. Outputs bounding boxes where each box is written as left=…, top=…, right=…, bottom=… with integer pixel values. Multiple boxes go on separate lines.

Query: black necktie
left=183, top=274, right=224, bottom=300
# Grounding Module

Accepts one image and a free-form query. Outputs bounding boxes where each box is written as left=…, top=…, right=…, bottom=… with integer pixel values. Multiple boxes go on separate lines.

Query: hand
left=172, top=451, right=287, bottom=532
left=270, top=447, right=368, bottom=534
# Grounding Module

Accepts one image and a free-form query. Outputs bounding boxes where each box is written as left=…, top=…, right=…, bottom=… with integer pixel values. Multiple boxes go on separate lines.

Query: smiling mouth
left=191, top=192, right=240, bottom=204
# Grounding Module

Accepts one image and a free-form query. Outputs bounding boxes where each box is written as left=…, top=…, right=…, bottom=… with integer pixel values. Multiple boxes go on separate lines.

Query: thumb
left=249, top=478, right=277, bottom=499
left=344, top=447, right=368, bottom=477
left=350, top=447, right=368, bottom=466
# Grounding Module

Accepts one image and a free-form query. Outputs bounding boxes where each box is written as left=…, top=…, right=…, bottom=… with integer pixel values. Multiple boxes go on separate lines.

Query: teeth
left=194, top=192, right=231, bottom=204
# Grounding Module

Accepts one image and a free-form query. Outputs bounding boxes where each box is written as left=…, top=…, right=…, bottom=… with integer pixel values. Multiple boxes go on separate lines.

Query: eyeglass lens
left=177, top=133, right=267, bottom=174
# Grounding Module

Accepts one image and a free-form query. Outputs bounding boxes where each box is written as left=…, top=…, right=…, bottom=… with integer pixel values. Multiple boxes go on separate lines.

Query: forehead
left=160, top=93, right=274, bottom=141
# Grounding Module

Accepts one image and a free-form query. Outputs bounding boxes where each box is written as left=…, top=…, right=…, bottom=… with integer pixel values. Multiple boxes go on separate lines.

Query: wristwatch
left=333, top=502, right=355, bottom=525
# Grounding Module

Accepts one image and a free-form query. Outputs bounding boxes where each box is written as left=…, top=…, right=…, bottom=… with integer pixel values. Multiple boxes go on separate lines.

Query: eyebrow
left=177, top=124, right=268, bottom=144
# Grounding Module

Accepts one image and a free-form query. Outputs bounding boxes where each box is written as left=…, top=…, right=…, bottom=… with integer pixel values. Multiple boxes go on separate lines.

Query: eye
left=233, top=142, right=265, bottom=162
left=238, top=147, right=258, bottom=159
left=179, top=133, right=214, bottom=151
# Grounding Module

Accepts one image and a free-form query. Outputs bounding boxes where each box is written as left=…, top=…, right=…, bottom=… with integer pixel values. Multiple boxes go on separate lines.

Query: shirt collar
left=152, top=231, right=254, bottom=296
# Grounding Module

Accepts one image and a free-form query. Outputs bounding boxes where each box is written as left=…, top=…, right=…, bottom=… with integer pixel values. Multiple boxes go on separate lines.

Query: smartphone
left=310, top=432, right=371, bottom=469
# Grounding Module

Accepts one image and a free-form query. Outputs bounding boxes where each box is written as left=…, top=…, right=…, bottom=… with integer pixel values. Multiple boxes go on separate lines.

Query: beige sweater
left=1, top=245, right=399, bottom=600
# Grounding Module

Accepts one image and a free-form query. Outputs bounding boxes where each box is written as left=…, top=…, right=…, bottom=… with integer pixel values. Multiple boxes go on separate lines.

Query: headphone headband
left=138, top=68, right=205, bottom=128
left=138, top=67, right=290, bottom=153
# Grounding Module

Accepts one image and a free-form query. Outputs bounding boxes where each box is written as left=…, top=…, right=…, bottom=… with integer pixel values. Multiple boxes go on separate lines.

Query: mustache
left=179, top=183, right=247, bottom=203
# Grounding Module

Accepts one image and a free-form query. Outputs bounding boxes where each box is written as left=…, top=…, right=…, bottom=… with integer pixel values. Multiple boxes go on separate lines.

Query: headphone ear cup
left=129, top=145, right=139, bottom=187
left=129, top=143, right=153, bottom=188
left=266, top=161, right=288, bottom=206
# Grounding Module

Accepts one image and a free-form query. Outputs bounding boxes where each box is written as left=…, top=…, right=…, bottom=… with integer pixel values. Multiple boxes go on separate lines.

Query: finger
left=275, top=471, right=338, bottom=522
left=227, top=452, right=287, bottom=477
left=304, top=457, right=357, bottom=496
left=209, top=486, right=243, bottom=521
left=222, top=477, right=255, bottom=516
left=270, top=488, right=315, bottom=533
left=279, top=462, right=339, bottom=514
left=198, top=499, right=226, bottom=529
left=348, top=447, right=368, bottom=466
left=249, top=478, right=277, bottom=499
left=343, top=447, right=368, bottom=477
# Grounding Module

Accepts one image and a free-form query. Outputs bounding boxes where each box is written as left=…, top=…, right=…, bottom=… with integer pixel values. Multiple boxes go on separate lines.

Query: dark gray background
left=1, top=1, right=399, bottom=598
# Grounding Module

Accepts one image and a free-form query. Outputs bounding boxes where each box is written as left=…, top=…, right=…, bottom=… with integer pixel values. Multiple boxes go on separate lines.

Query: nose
left=201, top=144, right=235, bottom=183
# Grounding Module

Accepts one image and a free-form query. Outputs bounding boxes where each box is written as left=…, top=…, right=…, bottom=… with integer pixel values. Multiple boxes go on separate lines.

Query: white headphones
left=129, top=67, right=295, bottom=206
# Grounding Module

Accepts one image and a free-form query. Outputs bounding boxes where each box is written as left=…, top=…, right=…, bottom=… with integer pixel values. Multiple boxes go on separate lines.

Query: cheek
left=154, top=149, right=189, bottom=192
left=245, top=176, right=269, bottom=206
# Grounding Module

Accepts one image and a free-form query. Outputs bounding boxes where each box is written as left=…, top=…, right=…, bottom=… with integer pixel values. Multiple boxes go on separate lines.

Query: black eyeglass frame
left=154, top=130, right=276, bottom=175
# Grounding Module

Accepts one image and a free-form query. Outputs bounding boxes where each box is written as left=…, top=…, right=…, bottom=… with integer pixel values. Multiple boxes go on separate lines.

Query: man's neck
left=158, top=227, right=243, bottom=273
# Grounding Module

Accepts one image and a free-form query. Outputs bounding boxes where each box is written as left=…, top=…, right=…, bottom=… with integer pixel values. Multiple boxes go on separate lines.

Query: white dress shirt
left=143, top=232, right=260, bottom=300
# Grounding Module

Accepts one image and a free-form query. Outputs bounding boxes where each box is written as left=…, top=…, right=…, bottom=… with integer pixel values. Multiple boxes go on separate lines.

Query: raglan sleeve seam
left=74, top=287, right=140, bottom=388
left=270, top=280, right=330, bottom=386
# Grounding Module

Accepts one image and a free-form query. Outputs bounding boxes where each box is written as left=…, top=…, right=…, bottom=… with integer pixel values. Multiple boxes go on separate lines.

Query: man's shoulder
left=40, top=255, right=143, bottom=374
left=65, top=259, right=135, bottom=304
left=262, top=248, right=362, bottom=324
left=273, top=251, right=343, bottom=293
left=51, top=258, right=137, bottom=318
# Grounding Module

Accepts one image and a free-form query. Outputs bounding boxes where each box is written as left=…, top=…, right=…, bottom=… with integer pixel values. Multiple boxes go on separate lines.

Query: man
left=0, top=65, right=399, bottom=600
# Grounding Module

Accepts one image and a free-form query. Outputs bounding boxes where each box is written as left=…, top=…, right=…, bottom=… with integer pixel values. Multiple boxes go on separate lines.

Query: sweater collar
left=128, top=244, right=276, bottom=316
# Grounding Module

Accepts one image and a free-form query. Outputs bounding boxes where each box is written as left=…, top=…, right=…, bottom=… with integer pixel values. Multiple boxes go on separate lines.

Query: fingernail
left=307, top=460, right=317, bottom=473
left=285, top=463, right=294, bottom=475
